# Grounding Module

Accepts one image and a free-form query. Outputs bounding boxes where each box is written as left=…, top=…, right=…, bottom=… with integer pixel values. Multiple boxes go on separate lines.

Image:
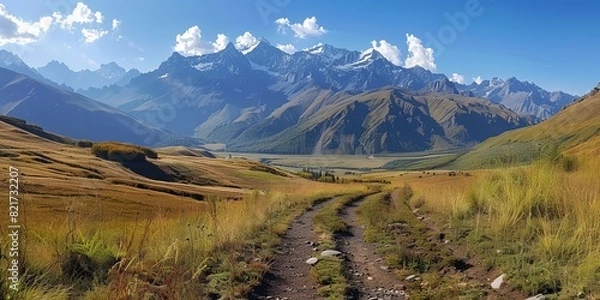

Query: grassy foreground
left=385, top=155, right=600, bottom=298
left=0, top=182, right=368, bottom=299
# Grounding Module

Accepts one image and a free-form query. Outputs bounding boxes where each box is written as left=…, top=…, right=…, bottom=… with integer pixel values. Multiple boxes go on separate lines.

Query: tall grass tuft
left=444, top=157, right=600, bottom=296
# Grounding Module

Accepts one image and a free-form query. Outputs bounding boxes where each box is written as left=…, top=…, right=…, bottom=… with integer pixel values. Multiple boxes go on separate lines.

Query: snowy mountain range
left=0, top=42, right=576, bottom=153
left=37, top=60, right=141, bottom=91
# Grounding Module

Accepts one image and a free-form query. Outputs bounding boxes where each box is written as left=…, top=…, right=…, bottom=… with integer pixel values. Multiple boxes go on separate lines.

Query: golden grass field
left=1, top=95, right=600, bottom=300
left=0, top=121, right=370, bottom=299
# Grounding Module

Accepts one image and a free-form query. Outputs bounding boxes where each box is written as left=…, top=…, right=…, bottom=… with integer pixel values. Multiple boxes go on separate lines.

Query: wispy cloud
left=111, top=19, right=120, bottom=30
left=276, top=43, right=296, bottom=54
left=81, top=28, right=107, bottom=43
left=450, top=73, right=465, bottom=84
left=53, top=2, right=103, bottom=30
left=0, top=4, right=53, bottom=45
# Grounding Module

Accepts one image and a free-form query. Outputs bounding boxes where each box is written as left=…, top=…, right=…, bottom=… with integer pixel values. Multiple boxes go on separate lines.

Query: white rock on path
left=306, top=257, right=319, bottom=265
left=321, top=250, right=342, bottom=257
left=525, top=294, right=545, bottom=300
left=491, top=274, right=505, bottom=290
left=405, top=275, right=416, bottom=281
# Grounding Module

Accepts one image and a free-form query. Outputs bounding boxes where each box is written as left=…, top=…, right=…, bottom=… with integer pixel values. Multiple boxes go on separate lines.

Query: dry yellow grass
left=364, top=156, right=600, bottom=297
left=0, top=121, right=369, bottom=298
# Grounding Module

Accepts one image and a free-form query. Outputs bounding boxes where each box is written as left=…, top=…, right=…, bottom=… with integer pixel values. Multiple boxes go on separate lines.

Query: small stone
left=367, top=276, right=374, bottom=281
left=312, top=247, right=318, bottom=251
left=306, top=257, right=319, bottom=265
left=380, top=265, right=389, bottom=271
left=491, top=274, right=505, bottom=290
left=526, top=294, right=545, bottom=300
left=405, top=274, right=416, bottom=281
left=321, top=250, right=342, bottom=257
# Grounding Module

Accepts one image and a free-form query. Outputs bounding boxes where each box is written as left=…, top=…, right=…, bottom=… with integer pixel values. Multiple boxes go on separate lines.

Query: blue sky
left=0, top=0, right=598, bottom=95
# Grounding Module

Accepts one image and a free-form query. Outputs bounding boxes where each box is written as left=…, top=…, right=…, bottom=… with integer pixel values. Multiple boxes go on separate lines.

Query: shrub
left=91, top=142, right=158, bottom=162
left=76, top=140, right=93, bottom=148
left=62, top=233, right=120, bottom=284
left=560, top=155, right=578, bottom=172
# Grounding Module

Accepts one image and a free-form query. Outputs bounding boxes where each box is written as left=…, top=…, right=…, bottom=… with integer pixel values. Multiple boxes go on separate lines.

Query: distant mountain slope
left=0, top=67, right=169, bottom=146
left=456, top=77, right=577, bottom=119
left=37, top=60, right=141, bottom=90
left=449, top=83, right=600, bottom=168
left=225, top=87, right=533, bottom=154
left=0, top=49, right=71, bottom=91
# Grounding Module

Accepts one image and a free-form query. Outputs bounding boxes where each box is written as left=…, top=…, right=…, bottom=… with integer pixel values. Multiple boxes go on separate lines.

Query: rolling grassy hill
left=0, top=118, right=369, bottom=298
left=447, top=87, right=600, bottom=169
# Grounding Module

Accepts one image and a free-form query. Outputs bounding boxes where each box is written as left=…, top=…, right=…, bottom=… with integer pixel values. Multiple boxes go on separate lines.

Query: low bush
left=76, top=140, right=93, bottom=148
left=91, top=142, right=158, bottom=162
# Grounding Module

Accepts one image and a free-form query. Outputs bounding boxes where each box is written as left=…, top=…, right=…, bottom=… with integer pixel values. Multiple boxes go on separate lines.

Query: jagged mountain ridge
left=0, top=50, right=73, bottom=91
left=37, top=60, right=141, bottom=91
left=70, top=41, right=541, bottom=153
left=455, top=77, right=577, bottom=119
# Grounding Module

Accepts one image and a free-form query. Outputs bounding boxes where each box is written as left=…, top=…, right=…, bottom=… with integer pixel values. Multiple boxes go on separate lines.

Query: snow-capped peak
left=238, top=37, right=271, bottom=55
left=304, top=43, right=325, bottom=54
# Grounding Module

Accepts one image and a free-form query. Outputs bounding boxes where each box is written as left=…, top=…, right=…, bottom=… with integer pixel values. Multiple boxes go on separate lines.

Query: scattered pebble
left=405, top=275, right=416, bottom=281
left=526, top=294, right=545, bottom=300
left=491, top=274, right=505, bottom=290
left=305, top=257, right=318, bottom=265
left=321, top=250, right=342, bottom=257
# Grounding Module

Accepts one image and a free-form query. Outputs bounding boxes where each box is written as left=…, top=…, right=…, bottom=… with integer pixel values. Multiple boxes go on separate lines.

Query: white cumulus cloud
left=275, top=16, right=327, bottom=39
left=276, top=43, right=296, bottom=54
left=450, top=73, right=465, bottom=84
left=212, top=33, right=229, bottom=52
left=54, top=2, right=104, bottom=30
left=235, top=31, right=259, bottom=52
left=0, top=4, right=53, bottom=45
left=111, top=19, right=120, bottom=30
left=367, top=40, right=402, bottom=66
left=81, top=28, right=107, bottom=43
left=173, top=25, right=230, bottom=56
left=404, top=34, right=437, bottom=71
left=473, top=76, right=483, bottom=84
